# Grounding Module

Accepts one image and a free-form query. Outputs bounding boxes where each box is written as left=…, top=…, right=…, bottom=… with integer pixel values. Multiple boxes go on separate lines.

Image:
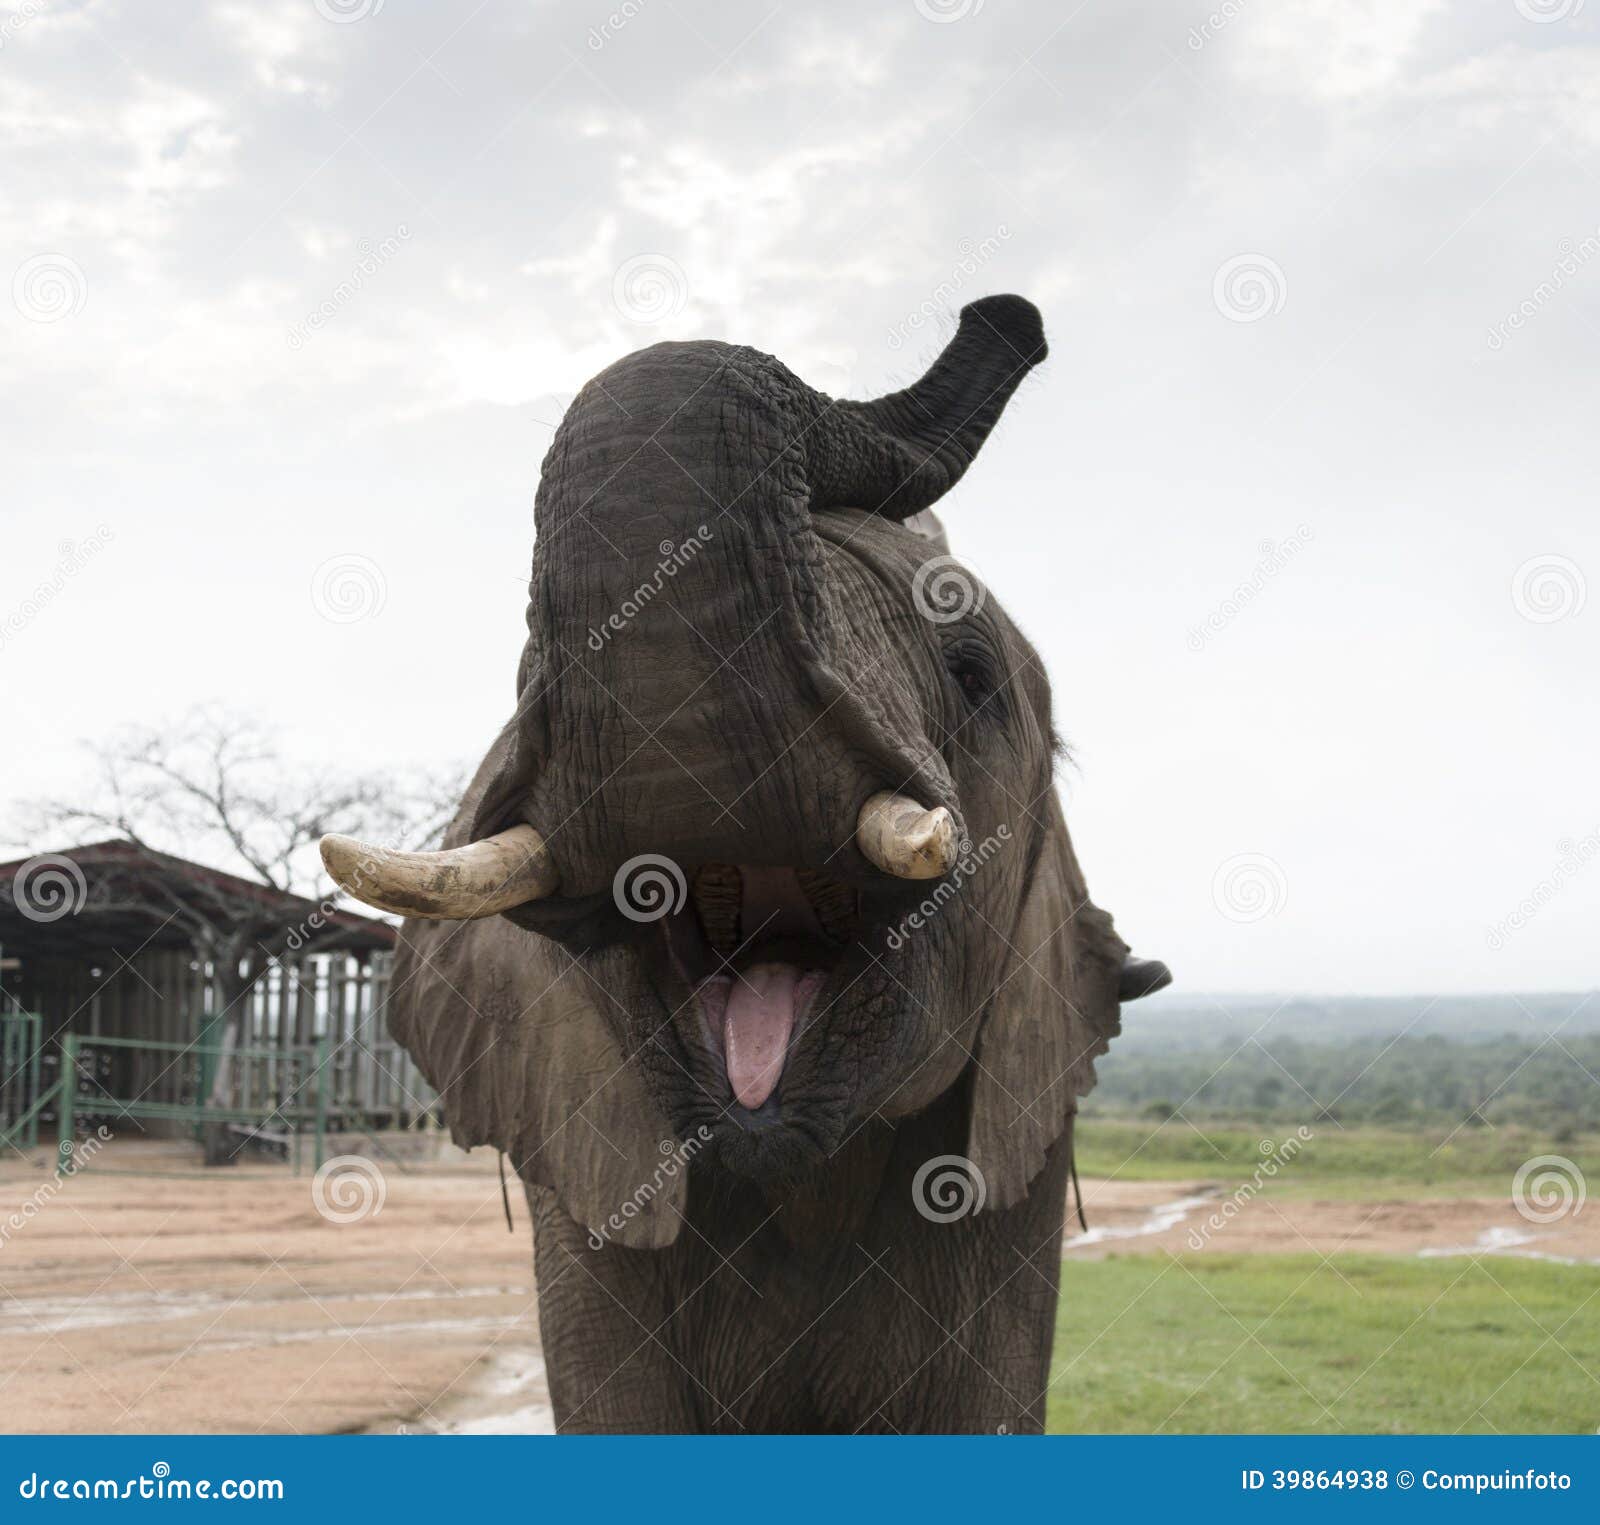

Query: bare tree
left=10, top=705, right=467, bottom=1162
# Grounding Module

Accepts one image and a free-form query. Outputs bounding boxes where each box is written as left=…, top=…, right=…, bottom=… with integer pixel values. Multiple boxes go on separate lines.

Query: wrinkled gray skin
left=389, top=295, right=1137, bottom=1432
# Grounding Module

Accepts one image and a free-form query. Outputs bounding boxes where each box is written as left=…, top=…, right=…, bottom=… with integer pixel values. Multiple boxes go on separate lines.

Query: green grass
left=1045, top=1253, right=1600, bottom=1434
left=1073, top=1115, right=1596, bottom=1198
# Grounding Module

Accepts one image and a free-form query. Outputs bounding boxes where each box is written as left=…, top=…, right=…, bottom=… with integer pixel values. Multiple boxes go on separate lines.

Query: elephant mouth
left=660, top=864, right=863, bottom=1115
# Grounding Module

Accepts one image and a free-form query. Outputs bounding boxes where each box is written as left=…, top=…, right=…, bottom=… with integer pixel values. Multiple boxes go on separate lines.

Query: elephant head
left=325, top=295, right=1136, bottom=1245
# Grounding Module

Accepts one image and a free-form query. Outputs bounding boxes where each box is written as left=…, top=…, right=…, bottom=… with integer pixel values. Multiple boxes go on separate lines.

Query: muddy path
left=1065, top=1178, right=1600, bottom=1263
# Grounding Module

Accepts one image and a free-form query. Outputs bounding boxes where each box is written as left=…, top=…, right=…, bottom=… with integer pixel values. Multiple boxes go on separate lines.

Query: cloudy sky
left=3, top=0, right=1596, bottom=995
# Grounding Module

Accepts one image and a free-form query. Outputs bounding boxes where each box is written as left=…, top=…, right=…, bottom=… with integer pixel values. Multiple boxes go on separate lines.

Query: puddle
left=376, top=1345, right=556, bottom=1435
left=206, top=1313, right=525, bottom=1353
left=1418, top=1224, right=1598, bottom=1267
left=1063, top=1190, right=1219, bottom=1250
left=0, top=1284, right=530, bottom=1336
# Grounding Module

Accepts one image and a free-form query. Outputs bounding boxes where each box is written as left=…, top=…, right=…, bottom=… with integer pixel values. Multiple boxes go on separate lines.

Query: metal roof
left=0, top=839, right=396, bottom=961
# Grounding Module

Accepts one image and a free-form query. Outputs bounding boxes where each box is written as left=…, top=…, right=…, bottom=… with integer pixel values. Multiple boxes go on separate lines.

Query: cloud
left=211, top=1, right=335, bottom=100
left=1231, top=0, right=1447, bottom=101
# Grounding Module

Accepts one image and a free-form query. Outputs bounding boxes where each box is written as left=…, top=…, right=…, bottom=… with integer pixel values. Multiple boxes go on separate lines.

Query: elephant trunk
left=805, top=294, right=1047, bottom=520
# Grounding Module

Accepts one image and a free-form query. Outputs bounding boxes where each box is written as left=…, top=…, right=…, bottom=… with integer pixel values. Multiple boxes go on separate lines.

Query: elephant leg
left=884, top=1122, right=1071, bottom=1435
left=525, top=1184, right=701, bottom=1434
left=960, top=1121, right=1074, bottom=1435
left=811, top=1090, right=1073, bottom=1434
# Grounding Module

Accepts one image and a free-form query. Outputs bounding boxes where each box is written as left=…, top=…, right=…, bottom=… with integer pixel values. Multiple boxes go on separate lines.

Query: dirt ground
left=1, top=1140, right=1594, bottom=1434
left=0, top=1140, right=543, bottom=1435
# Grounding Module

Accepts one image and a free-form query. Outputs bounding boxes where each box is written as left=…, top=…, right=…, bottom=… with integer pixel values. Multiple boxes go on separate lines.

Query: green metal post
left=27, top=1015, right=41, bottom=1151
left=57, top=1033, right=77, bottom=1176
left=313, top=1033, right=331, bottom=1172
left=196, top=1009, right=227, bottom=1125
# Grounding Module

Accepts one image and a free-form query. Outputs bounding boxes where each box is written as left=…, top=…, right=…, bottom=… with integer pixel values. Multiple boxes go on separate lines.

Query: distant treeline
left=1125, top=992, right=1599, bottom=1043
left=1084, top=1031, right=1600, bottom=1132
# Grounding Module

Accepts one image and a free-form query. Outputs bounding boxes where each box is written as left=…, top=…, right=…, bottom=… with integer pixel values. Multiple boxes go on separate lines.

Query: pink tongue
left=723, top=962, right=798, bottom=1110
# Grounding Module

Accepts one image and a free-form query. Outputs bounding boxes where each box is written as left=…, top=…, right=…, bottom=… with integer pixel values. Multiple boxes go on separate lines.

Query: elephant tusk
left=319, top=824, right=559, bottom=920
left=856, top=792, right=959, bottom=880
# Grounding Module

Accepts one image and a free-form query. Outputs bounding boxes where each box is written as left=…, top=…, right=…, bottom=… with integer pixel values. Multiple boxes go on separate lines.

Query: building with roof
left=0, top=840, right=433, bottom=1158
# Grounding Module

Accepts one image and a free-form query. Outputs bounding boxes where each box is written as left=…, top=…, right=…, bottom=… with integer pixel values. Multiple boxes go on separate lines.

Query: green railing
left=0, top=1075, right=67, bottom=1168
left=49, top=1032, right=332, bottom=1173
left=0, top=1012, right=44, bottom=1152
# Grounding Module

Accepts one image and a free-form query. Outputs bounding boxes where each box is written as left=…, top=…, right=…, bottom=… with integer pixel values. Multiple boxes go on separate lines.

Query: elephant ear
left=385, top=725, right=683, bottom=1250
left=967, top=792, right=1128, bottom=1210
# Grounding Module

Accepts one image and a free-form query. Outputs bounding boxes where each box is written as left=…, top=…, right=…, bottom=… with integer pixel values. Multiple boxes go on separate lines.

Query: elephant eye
left=943, top=637, right=1002, bottom=712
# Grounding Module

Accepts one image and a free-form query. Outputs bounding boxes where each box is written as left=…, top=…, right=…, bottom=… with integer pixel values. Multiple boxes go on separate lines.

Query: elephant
left=322, top=294, right=1169, bottom=1433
